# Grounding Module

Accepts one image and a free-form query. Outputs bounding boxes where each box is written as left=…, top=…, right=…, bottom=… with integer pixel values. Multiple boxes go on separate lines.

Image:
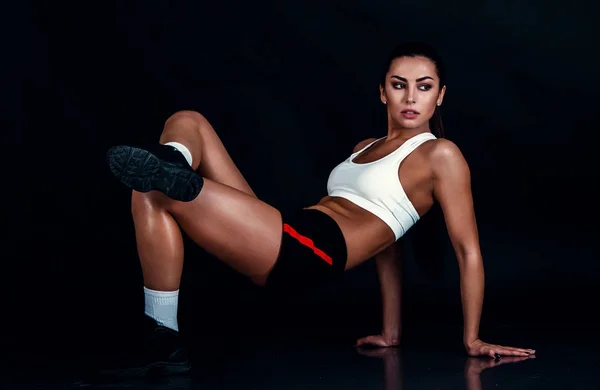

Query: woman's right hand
left=355, top=334, right=399, bottom=348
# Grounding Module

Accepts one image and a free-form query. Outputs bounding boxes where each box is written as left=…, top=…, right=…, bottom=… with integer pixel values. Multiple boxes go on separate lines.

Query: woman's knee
left=131, top=190, right=170, bottom=217
left=164, top=110, right=209, bottom=131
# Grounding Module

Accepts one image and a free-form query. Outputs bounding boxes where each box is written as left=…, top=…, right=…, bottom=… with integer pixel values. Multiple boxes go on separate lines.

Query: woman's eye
left=392, top=83, right=432, bottom=90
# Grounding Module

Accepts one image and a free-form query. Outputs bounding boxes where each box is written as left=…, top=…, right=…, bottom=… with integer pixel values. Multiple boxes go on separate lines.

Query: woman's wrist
left=382, top=329, right=401, bottom=345
left=464, top=336, right=480, bottom=348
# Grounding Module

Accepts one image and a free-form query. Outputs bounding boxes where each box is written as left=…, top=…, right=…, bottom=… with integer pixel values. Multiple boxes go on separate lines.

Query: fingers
left=490, top=345, right=536, bottom=358
left=355, top=335, right=385, bottom=347
left=498, top=344, right=535, bottom=354
left=490, top=348, right=521, bottom=357
left=500, top=345, right=536, bottom=357
left=355, top=334, right=399, bottom=351
left=516, top=347, right=536, bottom=355
left=355, top=336, right=372, bottom=347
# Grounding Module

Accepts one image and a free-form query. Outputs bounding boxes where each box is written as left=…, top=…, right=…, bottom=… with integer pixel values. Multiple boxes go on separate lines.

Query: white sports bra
left=327, top=132, right=437, bottom=240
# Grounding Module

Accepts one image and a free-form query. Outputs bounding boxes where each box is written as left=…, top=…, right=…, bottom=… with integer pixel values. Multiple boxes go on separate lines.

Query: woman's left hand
left=466, top=339, right=535, bottom=358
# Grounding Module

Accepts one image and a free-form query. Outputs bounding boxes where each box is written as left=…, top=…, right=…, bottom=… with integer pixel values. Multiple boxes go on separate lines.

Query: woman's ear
left=380, top=84, right=387, bottom=105
left=437, top=85, right=447, bottom=106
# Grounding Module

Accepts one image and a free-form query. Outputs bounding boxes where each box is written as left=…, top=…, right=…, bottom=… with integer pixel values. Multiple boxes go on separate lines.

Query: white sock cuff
left=144, top=286, right=179, bottom=297
left=164, top=141, right=193, bottom=167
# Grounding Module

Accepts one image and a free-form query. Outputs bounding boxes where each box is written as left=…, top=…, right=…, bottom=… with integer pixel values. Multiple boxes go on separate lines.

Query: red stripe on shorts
left=283, top=223, right=333, bottom=265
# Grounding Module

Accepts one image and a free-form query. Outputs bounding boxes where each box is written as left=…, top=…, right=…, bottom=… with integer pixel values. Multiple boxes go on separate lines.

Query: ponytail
left=429, top=105, right=445, bottom=138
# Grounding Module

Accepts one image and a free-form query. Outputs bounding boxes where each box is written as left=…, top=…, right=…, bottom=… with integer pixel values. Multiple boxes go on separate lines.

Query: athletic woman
left=106, top=42, right=535, bottom=376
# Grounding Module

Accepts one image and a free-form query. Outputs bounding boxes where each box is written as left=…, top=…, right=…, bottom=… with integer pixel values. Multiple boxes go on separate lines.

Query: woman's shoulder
left=428, top=138, right=464, bottom=159
left=427, top=138, right=470, bottom=176
left=353, top=138, right=380, bottom=153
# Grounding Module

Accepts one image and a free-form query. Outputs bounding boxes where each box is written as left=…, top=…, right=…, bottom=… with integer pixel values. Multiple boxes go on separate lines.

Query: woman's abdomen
left=306, top=197, right=396, bottom=269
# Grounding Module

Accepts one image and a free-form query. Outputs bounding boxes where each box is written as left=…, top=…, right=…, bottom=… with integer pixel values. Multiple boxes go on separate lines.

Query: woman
left=107, top=42, right=534, bottom=375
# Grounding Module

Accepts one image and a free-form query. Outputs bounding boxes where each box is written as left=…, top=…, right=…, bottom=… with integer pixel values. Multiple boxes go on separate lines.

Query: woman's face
left=380, top=56, right=446, bottom=130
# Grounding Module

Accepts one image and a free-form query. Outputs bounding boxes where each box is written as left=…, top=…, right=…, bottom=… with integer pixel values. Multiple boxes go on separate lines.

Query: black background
left=3, top=1, right=598, bottom=354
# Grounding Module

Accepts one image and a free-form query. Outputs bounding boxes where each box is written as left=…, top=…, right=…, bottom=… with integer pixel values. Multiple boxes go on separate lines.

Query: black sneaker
left=99, top=316, right=191, bottom=377
left=106, top=144, right=203, bottom=202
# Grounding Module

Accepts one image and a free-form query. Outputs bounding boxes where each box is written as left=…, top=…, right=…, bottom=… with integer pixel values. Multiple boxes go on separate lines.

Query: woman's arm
left=376, top=240, right=404, bottom=344
left=356, top=240, right=403, bottom=347
left=430, top=140, right=534, bottom=357
left=431, top=139, right=484, bottom=346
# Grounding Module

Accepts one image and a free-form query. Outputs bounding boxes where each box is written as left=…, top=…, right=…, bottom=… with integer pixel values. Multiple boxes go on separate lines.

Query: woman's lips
left=401, top=109, right=419, bottom=119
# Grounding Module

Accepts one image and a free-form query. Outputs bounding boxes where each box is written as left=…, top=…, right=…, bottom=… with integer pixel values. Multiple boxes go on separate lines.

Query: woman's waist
left=305, top=197, right=395, bottom=267
left=308, top=196, right=396, bottom=228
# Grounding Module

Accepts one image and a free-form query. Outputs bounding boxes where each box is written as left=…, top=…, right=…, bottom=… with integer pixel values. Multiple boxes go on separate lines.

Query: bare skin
left=131, top=55, right=534, bottom=358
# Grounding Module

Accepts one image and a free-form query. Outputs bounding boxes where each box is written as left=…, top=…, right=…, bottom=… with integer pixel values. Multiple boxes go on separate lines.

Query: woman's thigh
left=142, top=178, right=282, bottom=285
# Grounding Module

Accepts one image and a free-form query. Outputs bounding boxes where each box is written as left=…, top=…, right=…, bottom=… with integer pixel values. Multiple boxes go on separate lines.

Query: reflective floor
left=2, top=326, right=597, bottom=389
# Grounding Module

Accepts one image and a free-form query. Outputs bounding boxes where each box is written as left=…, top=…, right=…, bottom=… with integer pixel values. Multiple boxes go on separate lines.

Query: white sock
left=164, top=141, right=193, bottom=167
left=144, top=287, right=180, bottom=332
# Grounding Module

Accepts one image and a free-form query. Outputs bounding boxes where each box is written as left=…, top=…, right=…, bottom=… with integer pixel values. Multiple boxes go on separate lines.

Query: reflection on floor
left=1, top=326, right=597, bottom=389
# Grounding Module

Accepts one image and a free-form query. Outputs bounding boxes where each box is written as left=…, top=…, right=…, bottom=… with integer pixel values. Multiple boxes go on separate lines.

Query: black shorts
left=264, top=208, right=348, bottom=293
